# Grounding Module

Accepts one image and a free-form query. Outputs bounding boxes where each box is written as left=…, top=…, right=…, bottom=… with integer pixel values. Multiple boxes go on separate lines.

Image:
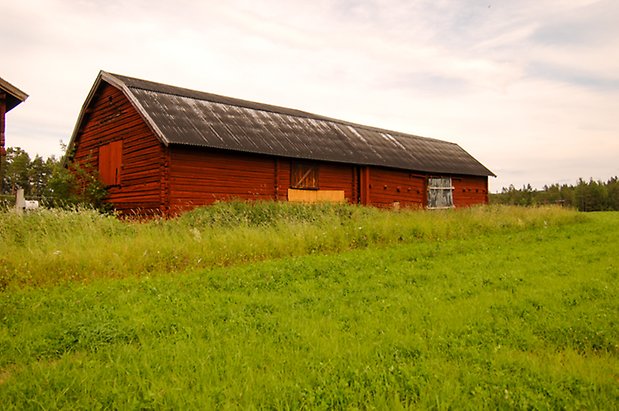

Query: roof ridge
left=107, top=72, right=315, bottom=116
left=106, top=72, right=454, bottom=145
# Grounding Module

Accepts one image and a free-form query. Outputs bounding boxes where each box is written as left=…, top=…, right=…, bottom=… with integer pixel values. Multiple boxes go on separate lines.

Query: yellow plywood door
left=288, top=189, right=345, bottom=203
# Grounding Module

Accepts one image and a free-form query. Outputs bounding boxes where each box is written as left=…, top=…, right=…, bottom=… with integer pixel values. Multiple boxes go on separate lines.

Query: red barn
left=0, top=77, right=28, bottom=160
left=67, top=71, right=494, bottom=216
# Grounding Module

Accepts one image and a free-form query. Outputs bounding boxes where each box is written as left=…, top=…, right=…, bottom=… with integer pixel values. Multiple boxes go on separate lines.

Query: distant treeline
left=490, top=177, right=619, bottom=211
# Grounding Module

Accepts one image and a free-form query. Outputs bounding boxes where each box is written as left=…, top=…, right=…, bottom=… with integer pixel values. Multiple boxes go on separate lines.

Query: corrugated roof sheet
left=98, top=71, right=495, bottom=177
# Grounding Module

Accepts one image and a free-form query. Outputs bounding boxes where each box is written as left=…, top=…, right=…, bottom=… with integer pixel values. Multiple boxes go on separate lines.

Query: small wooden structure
left=67, top=71, right=495, bottom=216
left=0, top=77, right=28, bottom=160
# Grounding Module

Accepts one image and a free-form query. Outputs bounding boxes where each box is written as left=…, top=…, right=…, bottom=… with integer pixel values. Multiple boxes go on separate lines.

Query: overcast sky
left=2, top=0, right=618, bottom=191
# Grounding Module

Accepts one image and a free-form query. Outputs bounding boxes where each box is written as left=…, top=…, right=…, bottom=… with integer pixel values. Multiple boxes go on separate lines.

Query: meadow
left=0, top=204, right=617, bottom=409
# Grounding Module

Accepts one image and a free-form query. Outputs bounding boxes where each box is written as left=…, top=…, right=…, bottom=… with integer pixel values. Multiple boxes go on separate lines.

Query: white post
left=15, top=188, right=25, bottom=213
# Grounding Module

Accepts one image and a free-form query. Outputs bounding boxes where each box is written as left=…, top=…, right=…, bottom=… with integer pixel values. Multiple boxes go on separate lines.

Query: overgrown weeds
left=0, top=202, right=582, bottom=289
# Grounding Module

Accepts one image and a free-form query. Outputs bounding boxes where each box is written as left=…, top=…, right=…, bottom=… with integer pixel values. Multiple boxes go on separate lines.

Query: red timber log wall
left=72, top=83, right=165, bottom=216
left=169, top=147, right=277, bottom=212
left=364, top=167, right=489, bottom=208
left=366, top=167, right=426, bottom=208
left=317, top=162, right=357, bottom=202
left=168, top=146, right=359, bottom=213
left=452, top=175, right=489, bottom=207
left=0, top=92, right=6, bottom=158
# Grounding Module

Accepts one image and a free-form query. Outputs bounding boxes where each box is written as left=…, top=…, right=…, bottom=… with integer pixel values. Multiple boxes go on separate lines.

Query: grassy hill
left=1, top=204, right=617, bottom=408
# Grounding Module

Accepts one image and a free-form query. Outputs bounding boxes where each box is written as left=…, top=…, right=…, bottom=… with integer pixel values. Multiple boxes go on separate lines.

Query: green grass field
left=1, top=204, right=617, bottom=409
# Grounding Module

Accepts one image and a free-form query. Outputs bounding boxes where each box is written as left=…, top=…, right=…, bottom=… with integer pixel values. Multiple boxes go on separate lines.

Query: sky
left=2, top=0, right=618, bottom=192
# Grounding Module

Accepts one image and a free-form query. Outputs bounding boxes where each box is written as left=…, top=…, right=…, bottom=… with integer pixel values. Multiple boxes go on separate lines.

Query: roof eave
left=165, top=141, right=496, bottom=177
left=0, top=77, right=28, bottom=112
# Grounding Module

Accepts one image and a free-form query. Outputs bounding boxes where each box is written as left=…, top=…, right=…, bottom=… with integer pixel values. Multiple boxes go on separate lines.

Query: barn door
left=98, top=140, right=122, bottom=186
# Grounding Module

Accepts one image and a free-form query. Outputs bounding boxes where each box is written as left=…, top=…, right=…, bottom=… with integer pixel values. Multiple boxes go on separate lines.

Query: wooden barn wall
left=0, top=93, right=6, bottom=157
left=168, top=147, right=359, bottom=212
left=274, top=159, right=290, bottom=201
left=72, top=83, right=164, bottom=215
left=367, top=167, right=426, bottom=208
left=167, top=147, right=488, bottom=212
left=276, top=160, right=355, bottom=203
left=168, top=147, right=277, bottom=212
left=315, top=162, right=356, bottom=202
left=452, top=175, right=489, bottom=207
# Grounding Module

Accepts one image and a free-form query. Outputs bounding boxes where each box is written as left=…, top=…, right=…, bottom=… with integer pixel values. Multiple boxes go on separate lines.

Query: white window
left=427, top=177, right=454, bottom=209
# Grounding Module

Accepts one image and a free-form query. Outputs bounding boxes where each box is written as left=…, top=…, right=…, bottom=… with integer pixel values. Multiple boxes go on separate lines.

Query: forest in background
left=489, top=178, right=619, bottom=211
left=1, top=146, right=618, bottom=211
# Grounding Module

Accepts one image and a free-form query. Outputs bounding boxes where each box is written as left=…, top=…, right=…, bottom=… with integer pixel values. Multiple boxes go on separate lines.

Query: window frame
left=290, top=161, right=319, bottom=190
left=427, top=176, right=454, bottom=209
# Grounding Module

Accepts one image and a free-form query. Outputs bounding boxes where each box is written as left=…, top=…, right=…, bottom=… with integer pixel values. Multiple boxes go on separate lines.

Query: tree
left=28, top=155, right=55, bottom=197
left=46, top=160, right=108, bottom=210
left=490, top=177, right=617, bottom=211
left=606, top=177, right=619, bottom=211
left=1, top=147, right=31, bottom=195
left=575, top=178, right=607, bottom=211
left=1, top=146, right=109, bottom=211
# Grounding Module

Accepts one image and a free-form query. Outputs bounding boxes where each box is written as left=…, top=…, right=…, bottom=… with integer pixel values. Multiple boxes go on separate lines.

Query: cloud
left=1, top=0, right=618, bottom=192
left=527, top=61, right=619, bottom=91
left=531, top=0, right=619, bottom=46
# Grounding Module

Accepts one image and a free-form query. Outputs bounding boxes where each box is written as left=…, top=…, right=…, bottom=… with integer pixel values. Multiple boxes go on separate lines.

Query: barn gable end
left=69, top=81, right=166, bottom=216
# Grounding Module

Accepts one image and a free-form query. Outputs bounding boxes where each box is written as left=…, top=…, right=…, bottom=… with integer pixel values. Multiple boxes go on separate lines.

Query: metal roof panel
left=105, top=72, right=495, bottom=177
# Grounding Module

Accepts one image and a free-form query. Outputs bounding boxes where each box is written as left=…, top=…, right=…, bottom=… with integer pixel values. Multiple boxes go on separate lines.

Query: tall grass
left=0, top=211, right=616, bottom=409
left=0, top=202, right=582, bottom=289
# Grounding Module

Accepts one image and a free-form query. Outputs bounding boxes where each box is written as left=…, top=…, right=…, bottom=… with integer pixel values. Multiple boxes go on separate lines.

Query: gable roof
left=0, top=77, right=28, bottom=112
left=69, top=71, right=495, bottom=177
